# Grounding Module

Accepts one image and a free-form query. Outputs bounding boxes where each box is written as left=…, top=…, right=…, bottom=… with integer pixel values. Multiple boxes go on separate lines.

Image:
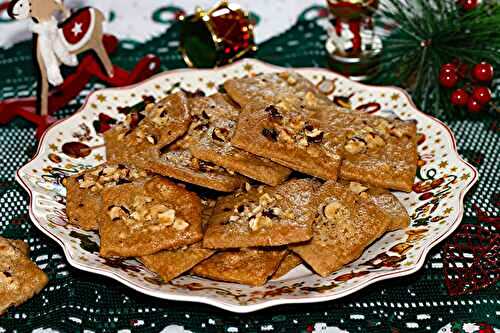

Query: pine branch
left=373, top=0, right=500, bottom=118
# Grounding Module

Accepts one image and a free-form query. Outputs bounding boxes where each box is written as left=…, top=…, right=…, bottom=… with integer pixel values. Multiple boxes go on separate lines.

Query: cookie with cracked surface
left=191, top=248, right=287, bottom=286
left=105, top=92, right=191, bottom=164
left=344, top=180, right=410, bottom=231
left=203, top=178, right=321, bottom=249
left=64, top=164, right=150, bottom=230
left=140, top=243, right=215, bottom=283
left=231, top=99, right=347, bottom=180
left=291, top=181, right=391, bottom=277
left=339, top=114, right=418, bottom=192
left=0, top=237, right=48, bottom=315
left=188, top=93, right=292, bottom=186
left=224, top=71, right=331, bottom=108
left=99, top=177, right=203, bottom=257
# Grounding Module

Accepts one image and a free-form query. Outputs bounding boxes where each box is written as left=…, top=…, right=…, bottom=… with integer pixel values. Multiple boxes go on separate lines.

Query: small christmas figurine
left=8, top=0, right=113, bottom=116
left=0, top=1, right=160, bottom=138
left=325, top=0, right=381, bottom=80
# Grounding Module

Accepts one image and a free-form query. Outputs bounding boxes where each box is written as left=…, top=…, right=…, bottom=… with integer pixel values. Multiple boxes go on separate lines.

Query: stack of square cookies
left=64, top=71, right=416, bottom=286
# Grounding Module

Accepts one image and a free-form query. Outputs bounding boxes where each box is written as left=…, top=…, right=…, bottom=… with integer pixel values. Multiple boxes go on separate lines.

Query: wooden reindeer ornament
left=7, top=0, right=114, bottom=117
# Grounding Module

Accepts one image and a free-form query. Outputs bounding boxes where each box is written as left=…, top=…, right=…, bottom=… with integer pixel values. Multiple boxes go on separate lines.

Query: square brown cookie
left=224, top=72, right=331, bottom=108
left=270, top=252, right=303, bottom=280
left=339, top=114, right=418, bottom=192
left=191, top=248, right=287, bottom=286
left=345, top=181, right=410, bottom=231
left=203, top=178, right=321, bottom=249
left=0, top=237, right=48, bottom=315
left=133, top=135, right=247, bottom=192
left=99, top=177, right=203, bottom=257
left=231, top=99, right=346, bottom=180
left=64, top=164, right=150, bottom=230
left=291, top=181, right=391, bottom=277
left=106, top=108, right=246, bottom=192
left=140, top=243, right=214, bottom=283
left=6, top=239, right=29, bottom=255
left=105, top=92, right=191, bottom=164
left=187, top=93, right=292, bottom=186
left=139, top=193, right=217, bottom=283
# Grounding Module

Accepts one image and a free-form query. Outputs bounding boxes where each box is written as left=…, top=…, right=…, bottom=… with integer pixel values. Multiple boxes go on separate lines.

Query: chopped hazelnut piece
left=282, top=209, right=295, bottom=219
left=278, top=72, right=290, bottom=80
left=173, top=218, right=189, bottom=231
left=109, top=206, right=128, bottom=221
left=149, top=204, right=168, bottom=216
left=78, top=177, right=95, bottom=189
left=323, top=201, right=347, bottom=221
left=158, top=208, right=176, bottom=225
left=305, top=127, right=324, bottom=143
left=390, top=127, right=406, bottom=138
left=130, top=211, right=142, bottom=221
left=244, top=182, right=252, bottom=192
left=344, top=138, right=366, bottom=154
left=90, top=182, right=104, bottom=192
left=276, top=101, right=292, bottom=112
left=229, top=215, right=240, bottom=223
left=102, top=166, right=118, bottom=175
left=349, top=182, right=369, bottom=195
left=287, top=76, right=297, bottom=86
left=270, top=207, right=282, bottom=216
left=375, top=118, right=390, bottom=133
left=249, top=215, right=273, bottom=231
left=297, top=136, right=309, bottom=147
left=365, top=133, right=385, bottom=149
left=146, top=135, right=157, bottom=145
left=304, top=91, right=320, bottom=108
left=212, top=128, right=229, bottom=142
left=259, top=193, right=274, bottom=206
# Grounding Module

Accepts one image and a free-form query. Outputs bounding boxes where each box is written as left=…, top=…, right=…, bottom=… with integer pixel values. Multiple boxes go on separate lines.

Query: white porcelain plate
left=16, top=59, right=478, bottom=313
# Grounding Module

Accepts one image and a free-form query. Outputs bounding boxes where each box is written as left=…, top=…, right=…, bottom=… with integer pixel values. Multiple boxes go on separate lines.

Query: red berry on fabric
left=440, top=63, right=456, bottom=75
left=472, top=62, right=494, bottom=82
left=439, top=71, right=459, bottom=88
left=467, top=98, right=483, bottom=113
left=472, top=86, right=492, bottom=104
left=462, top=0, right=478, bottom=10
left=450, top=89, right=469, bottom=106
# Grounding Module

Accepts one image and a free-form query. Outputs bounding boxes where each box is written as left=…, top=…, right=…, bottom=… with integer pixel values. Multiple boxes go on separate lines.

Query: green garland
left=374, top=0, right=500, bottom=118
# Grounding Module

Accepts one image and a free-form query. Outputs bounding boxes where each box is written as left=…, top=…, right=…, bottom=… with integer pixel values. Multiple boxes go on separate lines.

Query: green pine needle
left=374, top=0, right=500, bottom=118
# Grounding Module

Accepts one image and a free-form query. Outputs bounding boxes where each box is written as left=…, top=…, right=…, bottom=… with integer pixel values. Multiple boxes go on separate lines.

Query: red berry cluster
left=457, top=0, right=478, bottom=11
left=439, top=61, right=494, bottom=113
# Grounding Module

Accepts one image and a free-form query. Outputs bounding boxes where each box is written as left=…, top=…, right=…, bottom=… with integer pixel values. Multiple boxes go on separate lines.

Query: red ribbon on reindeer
left=0, top=0, right=161, bottom=138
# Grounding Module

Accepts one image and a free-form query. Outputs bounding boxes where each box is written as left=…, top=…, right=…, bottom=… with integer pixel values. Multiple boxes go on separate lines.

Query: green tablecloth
left=0, top=17, right=498, bottom=333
